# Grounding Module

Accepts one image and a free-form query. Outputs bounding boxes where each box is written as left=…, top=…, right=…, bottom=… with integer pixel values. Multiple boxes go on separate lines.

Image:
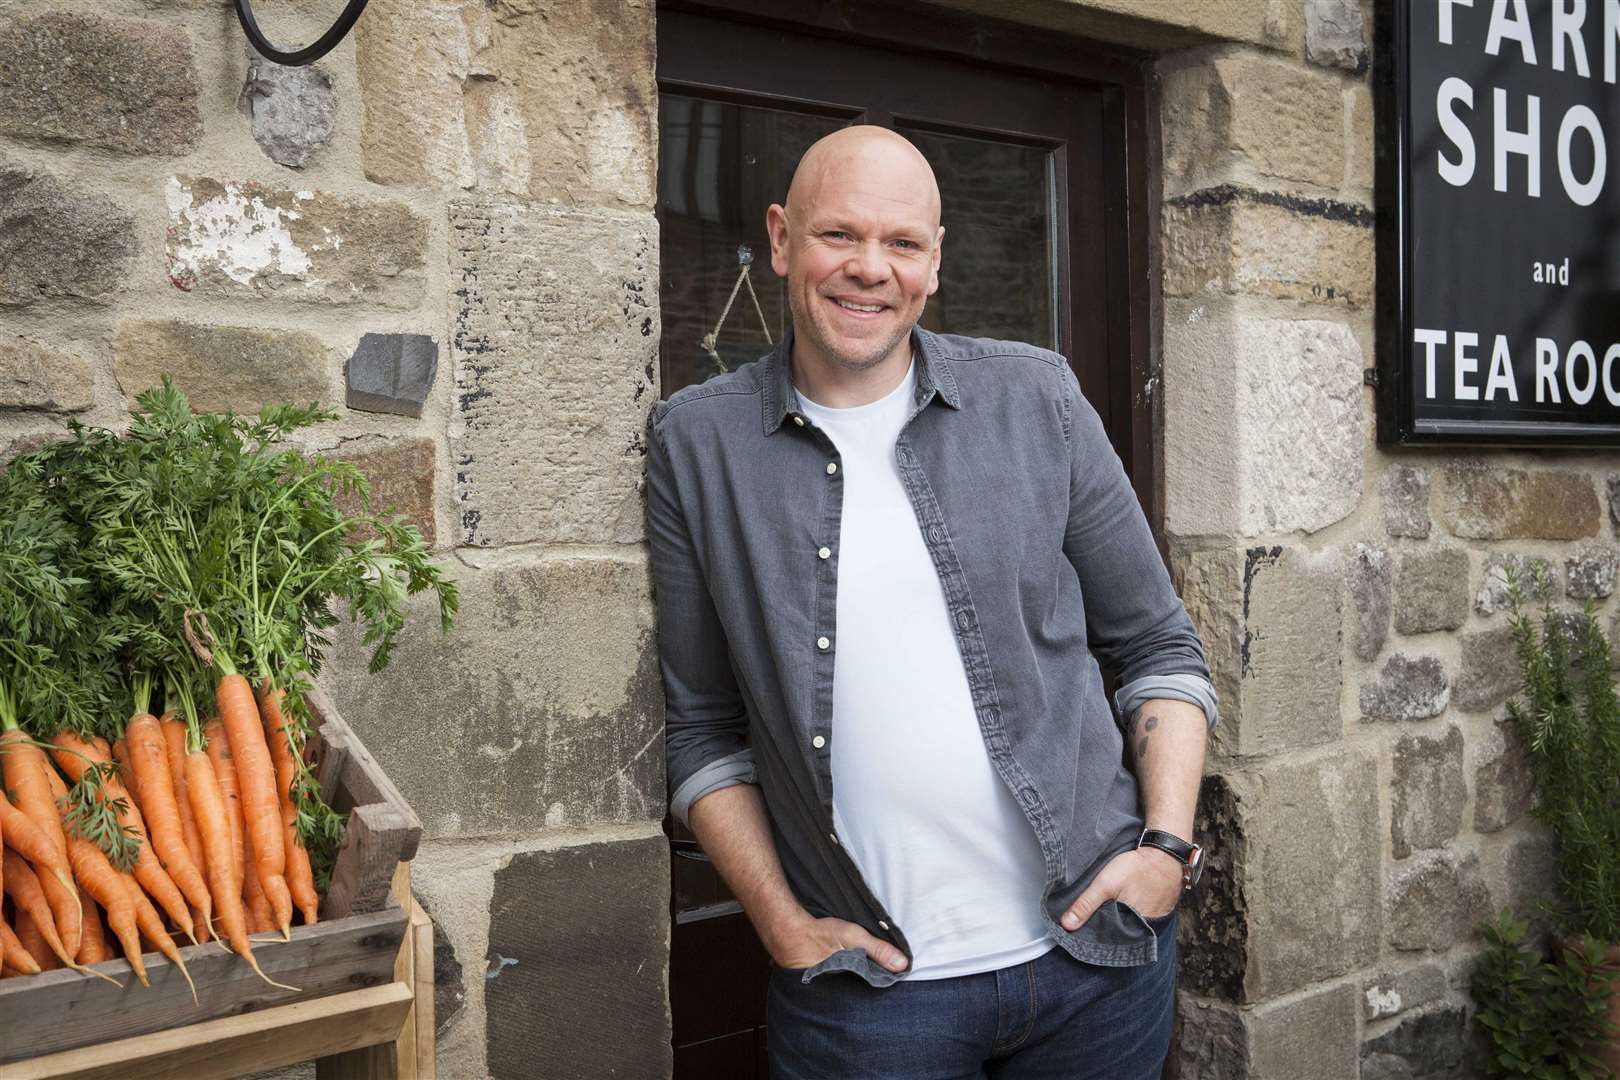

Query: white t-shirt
left=796, top=354, right=1055, bottom=980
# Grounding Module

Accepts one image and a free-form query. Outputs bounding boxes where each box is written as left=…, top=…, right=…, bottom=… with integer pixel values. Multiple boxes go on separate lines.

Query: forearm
left=686, top=782, right=810, bottom=956
left=1126, top=697, right=1208, bottom=839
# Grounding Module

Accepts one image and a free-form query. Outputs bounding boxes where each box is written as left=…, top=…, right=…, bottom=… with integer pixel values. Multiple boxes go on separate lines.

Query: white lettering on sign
left=1412, top=329, right=1620, bottom=409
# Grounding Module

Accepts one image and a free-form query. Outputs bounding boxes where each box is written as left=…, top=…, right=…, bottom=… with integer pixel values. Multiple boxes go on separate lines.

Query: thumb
left=860, top=932, right=909, bottom=972
left=1061, top=884, right=1110, bottom=931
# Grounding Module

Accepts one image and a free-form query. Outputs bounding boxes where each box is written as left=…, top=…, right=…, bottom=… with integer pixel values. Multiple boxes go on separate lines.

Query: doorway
left=655, top=3, right=1158, bottom=1074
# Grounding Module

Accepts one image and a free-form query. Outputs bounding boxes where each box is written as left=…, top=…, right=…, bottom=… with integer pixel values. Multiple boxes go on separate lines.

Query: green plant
left=1472, top=910, right=1620, bottom=1078
left=1505, top=564, right=1620, bottom=942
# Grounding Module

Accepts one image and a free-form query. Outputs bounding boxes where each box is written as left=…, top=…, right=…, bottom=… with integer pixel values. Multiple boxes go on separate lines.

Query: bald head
left=785, top=126, right=941, bottom=230
left=765, top=125, right=945, bottom=386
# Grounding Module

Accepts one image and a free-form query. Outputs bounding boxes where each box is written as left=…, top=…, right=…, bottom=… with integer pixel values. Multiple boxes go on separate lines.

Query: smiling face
left=766, top=127, right=944, bottom=377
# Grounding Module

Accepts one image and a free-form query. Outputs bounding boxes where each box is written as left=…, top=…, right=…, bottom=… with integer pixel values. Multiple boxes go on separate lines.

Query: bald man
left=648, top=126, right=1219, bottom=1078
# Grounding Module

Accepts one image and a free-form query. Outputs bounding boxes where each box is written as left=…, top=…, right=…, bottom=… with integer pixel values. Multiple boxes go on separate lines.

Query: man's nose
left=845, top=240, right=890, bottom=284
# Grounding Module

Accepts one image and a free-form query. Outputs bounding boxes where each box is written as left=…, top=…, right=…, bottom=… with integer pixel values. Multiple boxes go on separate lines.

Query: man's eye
left=894, top=239, right=919, bottom=249
left=825, top=231, right=851, bottom=241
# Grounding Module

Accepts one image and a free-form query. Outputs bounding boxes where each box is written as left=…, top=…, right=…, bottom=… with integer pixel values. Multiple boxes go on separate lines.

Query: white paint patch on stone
left=165, top=177, right=313, bottom=286
left=1365, top=985, right=1401, bottom=1018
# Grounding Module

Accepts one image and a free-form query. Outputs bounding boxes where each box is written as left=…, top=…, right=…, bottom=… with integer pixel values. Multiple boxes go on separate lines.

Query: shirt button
left=818, top=546, right=831, bottom=559
left=817, top=635, right=830, bottom=650
left=826, top=462, right=838, bottom=475
left=792, top=415, right=806, bottom=427
left=829, top=832, right=839, bottom=845
left=878, top=920, right=890, bottom=931
left=812, top=735, right=826, bottom=748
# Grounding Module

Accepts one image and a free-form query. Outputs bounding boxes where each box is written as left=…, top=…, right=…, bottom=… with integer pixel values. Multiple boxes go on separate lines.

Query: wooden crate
left=0, top=689, right=423, bottom=1066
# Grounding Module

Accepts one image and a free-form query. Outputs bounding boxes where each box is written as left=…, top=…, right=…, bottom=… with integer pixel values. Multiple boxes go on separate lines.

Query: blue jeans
left=767, top=912, right=1177, bottom=1080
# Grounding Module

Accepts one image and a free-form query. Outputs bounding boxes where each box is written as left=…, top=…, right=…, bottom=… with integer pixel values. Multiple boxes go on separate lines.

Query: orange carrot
left=50, top=731, right=196, bottom=944
left=259, top=683, right=318, bottom=925
left=242, top=826, right=276, bottom=935
left=45, top=767, right=144, bottom=986
left=13, top=908, right=59, bottom=971
left=0, top=914, right=41, bottom=976
left=1, top=730, right=81, bottom=958
left=3, top=857, right=73, bottom=969
left=186, top=744, right=294, bottom=991
left=217, top=676, right=291, bottom=938
left=124, top=876, right=196, bottom=1004
left=126, top=713, right=212, bottom=936
left=0, top=794, right=76, bottom=900
left=75, top=885, right=110, bottom=966
left=161, top=718, right=206, bottom=881
left=204, top=721, right=246, bottom=895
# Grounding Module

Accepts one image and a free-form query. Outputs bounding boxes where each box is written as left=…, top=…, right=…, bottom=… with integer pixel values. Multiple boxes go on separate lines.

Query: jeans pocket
left=1118, top=899, right=1177, bottom=936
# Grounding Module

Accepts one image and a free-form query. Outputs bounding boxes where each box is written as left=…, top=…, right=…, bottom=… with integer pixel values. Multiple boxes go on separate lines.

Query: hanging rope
left=701, top=245, right=773, bottom=375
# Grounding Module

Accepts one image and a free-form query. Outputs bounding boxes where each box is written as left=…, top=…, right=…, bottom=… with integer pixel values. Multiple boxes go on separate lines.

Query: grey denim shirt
left=646, top=326, right=1219, bottom=989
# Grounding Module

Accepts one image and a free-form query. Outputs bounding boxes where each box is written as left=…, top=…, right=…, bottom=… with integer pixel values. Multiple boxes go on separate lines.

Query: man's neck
left=790, top=335, right=915, bottom=409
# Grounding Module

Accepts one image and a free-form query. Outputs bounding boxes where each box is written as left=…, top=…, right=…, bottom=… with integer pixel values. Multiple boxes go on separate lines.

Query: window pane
left=658, top=95, right=844, bottom=396
left=899, top=127, right=1058, bottom=350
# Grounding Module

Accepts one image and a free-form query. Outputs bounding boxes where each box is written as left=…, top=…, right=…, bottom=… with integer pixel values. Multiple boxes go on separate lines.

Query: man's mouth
left=830, top=297, right=887, bottom=315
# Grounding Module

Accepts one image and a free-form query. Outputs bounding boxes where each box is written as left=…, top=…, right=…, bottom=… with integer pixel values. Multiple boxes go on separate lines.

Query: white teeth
left=834, top=299, right=883, bottom=313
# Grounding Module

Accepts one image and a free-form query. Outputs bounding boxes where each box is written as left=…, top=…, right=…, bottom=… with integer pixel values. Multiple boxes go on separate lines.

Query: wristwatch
left=1136, top=828, right=1205, bottom=891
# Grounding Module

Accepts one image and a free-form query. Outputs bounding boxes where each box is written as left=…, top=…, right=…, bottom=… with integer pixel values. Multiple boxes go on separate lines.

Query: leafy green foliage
left=1471, top=910, right=1620, bottom=1078
left=1504, top=566, right=1620, bottom=942
left=57, top=760, right=140, bottom=873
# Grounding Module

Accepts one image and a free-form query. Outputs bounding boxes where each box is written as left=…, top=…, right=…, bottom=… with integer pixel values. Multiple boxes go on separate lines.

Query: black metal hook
left=235, top=0, right=370, bottom=67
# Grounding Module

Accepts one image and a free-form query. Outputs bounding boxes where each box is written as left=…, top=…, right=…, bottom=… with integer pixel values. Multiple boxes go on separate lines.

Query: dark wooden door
left=655, top=4, right=1157, bottom=1076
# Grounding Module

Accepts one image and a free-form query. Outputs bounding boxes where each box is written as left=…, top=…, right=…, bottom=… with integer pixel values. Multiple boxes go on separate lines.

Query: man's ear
left=927, top=225, right=945, bottom=296
left=766, top=203, right=791, bottom=277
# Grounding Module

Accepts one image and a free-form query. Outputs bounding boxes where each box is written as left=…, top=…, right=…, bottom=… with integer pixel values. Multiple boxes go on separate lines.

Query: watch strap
left=1137, top=828, right=1204, bottom=890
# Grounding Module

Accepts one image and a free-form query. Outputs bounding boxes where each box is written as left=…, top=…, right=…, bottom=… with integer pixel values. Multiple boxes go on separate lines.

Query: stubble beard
left=792, top=288, right=925, bottom=374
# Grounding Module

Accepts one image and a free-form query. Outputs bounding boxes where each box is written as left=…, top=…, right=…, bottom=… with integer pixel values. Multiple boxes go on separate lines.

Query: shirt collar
left=761, top=323, right=961, bottom=436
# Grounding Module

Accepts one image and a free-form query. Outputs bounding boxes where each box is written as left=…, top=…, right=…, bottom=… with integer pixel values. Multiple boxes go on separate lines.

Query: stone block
left=1441, top=463, right=1599, bottom=540
left=1348, top=543, right=1392, bottom=662
left=1609, top=474, right=1620, bottom=533
left=326, top=436, right=437, bottom=545
left=1176, top=546, right=1342, bottom=760
left=319, top=552, right=661, bottom=837
left=1454, top=627, right=1519, bottom=713
left=1160, top=53, right=1345, bottom=190
left=113, top=320, right=331, bottom=415
left=1181, top=775, right=1246, bottom=1001
left=1165, top=307, right=1364, bottom=537
left=1173, top=984, right=1361, bottom=1080
left=1360, top=654, right=1449, bottom=723
left=1474, top=720, right=1533, bottom=833
left=1306, top=0, right=1369, bottom=72
left=449, top=200, right=657, bottom=547
left=0, top=336, right=92, bottom=412
left=239, top=45, right=336, bottom=168
left=345, top=333, right=438, bottom=418
left=1381, top=465, right=1431, bottom=539
left=1362, top=962, right=1449, bottom=1021
left=1391, top=725, right=1465, bottom=859
left=1163, top=187, right=1374, bottom=308
left=486, top=835, right=670, bottom=1080
left=0, top=162, right=136, bottom=308
left=1499, top=830, right=1559, bottom=932
left=1393, top=546, right=1470, bottom=634
left=165, top=178, right=427, bottom=308
left=0, top=13, right=201, bottom=156
left=1361, top=1005, right=1468, bottom=1080
left=1348, top=83, right=1376, bottom=191
left=1565, top=543, right=1619, bottom=599
left=356, top=0, right=655, bottom=208
left=1476, top=552, right=1559, bottom=616
left=1388, top=851, right=1490, bottom=952
left=1243, top=753, right=1381, bottom=999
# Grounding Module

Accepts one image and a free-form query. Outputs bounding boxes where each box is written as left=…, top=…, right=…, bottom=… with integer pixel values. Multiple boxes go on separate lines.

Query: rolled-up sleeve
left=645, top=407, right=758, bottom=830
left=1057, top=362, right=1219, bottom=732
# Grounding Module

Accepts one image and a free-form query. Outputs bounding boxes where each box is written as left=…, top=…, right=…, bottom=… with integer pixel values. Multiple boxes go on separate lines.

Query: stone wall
left=1155, top=2, right=1578, bottom=1077
left=0, top=1, right=666, bottom=1076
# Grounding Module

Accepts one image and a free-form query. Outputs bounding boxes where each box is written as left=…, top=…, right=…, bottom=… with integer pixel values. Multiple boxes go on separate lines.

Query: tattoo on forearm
left=1131, top=713, right=1159, bottom=760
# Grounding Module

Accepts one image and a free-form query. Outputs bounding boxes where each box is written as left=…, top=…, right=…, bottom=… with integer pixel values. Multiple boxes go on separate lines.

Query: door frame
left=657, top=0, right=1165, bottom=548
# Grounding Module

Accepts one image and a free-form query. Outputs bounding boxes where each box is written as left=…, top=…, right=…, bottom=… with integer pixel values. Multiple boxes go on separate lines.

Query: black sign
left=1377, top=0, right=1620, bottom=444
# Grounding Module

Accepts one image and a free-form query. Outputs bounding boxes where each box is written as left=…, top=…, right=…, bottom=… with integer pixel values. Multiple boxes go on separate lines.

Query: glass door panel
left=901, top=126, right=1059, bottom=350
